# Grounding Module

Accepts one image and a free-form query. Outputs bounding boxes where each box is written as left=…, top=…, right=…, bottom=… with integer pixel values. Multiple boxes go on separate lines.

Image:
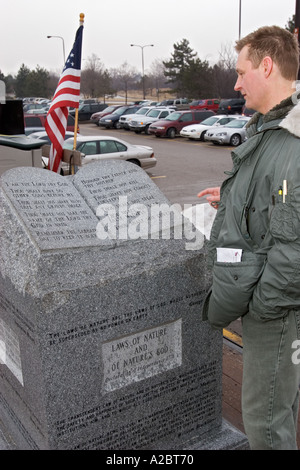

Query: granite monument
left=0, top=160, right=248, bottom=450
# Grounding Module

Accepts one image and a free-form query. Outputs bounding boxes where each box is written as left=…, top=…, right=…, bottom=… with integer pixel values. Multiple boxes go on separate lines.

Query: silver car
left=64, top=135, right=157, bottom=170
left=128, top=107, right=174, bottom=134
left=42, top=135, right=157, bottom=174
left=118, top=106, right=154, bottom=129
left=180, top=115, right=238, bottom=141
left=204, top=116, right=251, bottom=146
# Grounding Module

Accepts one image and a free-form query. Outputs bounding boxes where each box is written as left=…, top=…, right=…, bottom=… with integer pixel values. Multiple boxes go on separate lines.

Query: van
left=189, top=99, right=220, bottom=111
left=69, top=103, right=108, bottom=121
left=158, top=98, right=190, bottom=110
left=218, top=98, right=245, bottom=114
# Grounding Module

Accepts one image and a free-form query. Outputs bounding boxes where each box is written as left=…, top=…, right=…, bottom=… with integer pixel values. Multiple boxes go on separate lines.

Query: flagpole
left=73, top=13, right=85, bottom=152
left=45, top=14, right=84, bottom=173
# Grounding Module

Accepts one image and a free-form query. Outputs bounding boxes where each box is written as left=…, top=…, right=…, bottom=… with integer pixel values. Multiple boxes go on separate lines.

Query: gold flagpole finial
left=79, top=13, right=85, bottom=25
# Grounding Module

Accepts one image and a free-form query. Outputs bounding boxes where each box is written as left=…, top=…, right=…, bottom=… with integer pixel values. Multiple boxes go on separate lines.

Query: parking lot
left=79, top=122, right=233, bottom=208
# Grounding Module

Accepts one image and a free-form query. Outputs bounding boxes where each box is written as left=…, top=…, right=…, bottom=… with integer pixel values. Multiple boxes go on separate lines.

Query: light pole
left=130, top=43, right=154, bottom=99
left=238, top=0, right=242, bottom=39
left=47, top=35, right=66, bottom=66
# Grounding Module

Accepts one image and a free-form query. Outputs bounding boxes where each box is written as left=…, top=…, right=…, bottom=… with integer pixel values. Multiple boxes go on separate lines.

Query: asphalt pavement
left=78, top=122, right=233, bottom=207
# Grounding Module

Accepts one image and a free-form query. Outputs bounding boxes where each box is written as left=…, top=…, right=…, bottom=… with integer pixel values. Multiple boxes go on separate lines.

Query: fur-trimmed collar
left=246, top=94, right=300, bottom=138
left=280, top=92, right=300, bottom=138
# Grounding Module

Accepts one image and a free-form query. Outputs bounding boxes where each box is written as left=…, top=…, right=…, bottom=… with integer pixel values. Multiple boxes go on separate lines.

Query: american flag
left=45, top=25, right=83, bottom=173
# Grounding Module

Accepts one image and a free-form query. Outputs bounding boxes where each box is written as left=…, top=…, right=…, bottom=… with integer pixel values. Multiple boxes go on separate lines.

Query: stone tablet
left=73, top=161, right=185, bottom=243
left=0, top=161, right=248, bottom=450
left=0, top=167, right=103, bottom=250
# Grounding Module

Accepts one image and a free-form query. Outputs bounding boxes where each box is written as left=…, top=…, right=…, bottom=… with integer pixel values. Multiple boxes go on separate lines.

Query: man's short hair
left=235, top=25, right=299, bottom=80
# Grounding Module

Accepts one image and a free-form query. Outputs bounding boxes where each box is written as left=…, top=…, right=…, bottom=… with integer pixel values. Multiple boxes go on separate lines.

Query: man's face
left=234, top=45, right=266, bottom=113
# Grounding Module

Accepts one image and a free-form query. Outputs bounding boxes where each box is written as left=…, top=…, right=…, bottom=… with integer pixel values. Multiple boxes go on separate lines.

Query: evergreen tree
left=27, top=66, right=49, bottom=97
left=182, top=58, right=214, bottom=98
left=14, top=65, right=50, bottom=98
left=163, top=38, right=215, bottom=98
left=14, top=64, right=31, bottom=97
left=163, top=39, right=197, bottom=96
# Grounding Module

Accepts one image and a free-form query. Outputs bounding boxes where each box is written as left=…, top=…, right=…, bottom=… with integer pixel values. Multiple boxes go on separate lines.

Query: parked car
left=204, top=116, right=251, bottom=146
left=23, top=97, right=40, bottom=104
left=156, top=98, right=190, bottom=110
left=180, top=115, right=238, bottom=141
left=80, top=98, right=99, bottom=104
left=24, top=114, right=48, bottom=128
left=62, top=135, right=157, bottom=170
left=134, top=100, right=158, bottom=106
left=128, top=107, right=175, bottom=134
left=29, top=130, right=76, bottom=144
left=170, top=98, right=191, bottom=110
left=218, top=98, right=245, bottom=114
left=90, top=105, right=123, bottom=125
left=189, top=99, right=220, bottom=112
left=148, top=110, right=215, bottom=138
left=23, top=103, right=48, bottom=112
left=25, top=127, right=45, bottom=135
left=99, top=105, right=142, bottom=129
left=118, top=106, right=155, bottom=129
left=156, top=99, right=176, bottom=109
left=69, top=102, right=108, bottom=121
left=24, top=113, right=79, bottom=132
left=25, top=106, right=50, bottom=114
left=242, top=106, right=256, bottom=117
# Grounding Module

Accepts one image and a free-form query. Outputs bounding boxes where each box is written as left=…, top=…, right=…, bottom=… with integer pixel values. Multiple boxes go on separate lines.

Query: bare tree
left=148, top=58, right=169, bottom=100
left=218, top=43, right=237, bottom=69
left=109, top=62, right=138, bottom=103
left=81, top=54, right=112, bottom=99
left=213, top=43, right=239, bottom=98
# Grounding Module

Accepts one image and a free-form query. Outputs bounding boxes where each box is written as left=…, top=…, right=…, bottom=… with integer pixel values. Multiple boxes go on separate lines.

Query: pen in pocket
left=283, top=180, right=287, bottom=203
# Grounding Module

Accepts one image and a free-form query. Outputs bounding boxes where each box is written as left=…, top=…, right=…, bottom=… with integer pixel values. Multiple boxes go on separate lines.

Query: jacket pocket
left=207, top=252, right=266, bottom=329
left=294, top=311, right=300, bottom=340
left=270, top=202, right=297, bottom=242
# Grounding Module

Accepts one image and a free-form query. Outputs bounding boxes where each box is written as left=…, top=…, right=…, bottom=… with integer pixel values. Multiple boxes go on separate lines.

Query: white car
left=118, top=106, right=155, bottom=129
left=180, top=115, right=239, bottom=141
left=29, top=130, right=76, bottom=144
left=63, top=135, right=157, bottom=170
left=128, top=108, right=174, bottom=134
left=204, top=116, right=251, bottom=146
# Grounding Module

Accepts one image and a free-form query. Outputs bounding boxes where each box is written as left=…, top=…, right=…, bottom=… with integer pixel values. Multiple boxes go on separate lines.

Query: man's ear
left=261, top=56, right=273, bottom=78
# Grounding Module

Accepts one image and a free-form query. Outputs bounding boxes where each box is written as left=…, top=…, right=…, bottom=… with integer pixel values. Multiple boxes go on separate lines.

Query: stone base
left=0, top=417, right=248, bottom=451
left=183, top=419, right=249, bottom=450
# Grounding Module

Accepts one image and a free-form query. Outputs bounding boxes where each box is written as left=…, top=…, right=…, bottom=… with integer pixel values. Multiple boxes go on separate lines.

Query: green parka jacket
left=203, top=94, right=300, bottom=329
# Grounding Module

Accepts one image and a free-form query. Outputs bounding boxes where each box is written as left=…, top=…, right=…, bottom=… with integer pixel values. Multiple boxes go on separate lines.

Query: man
left=198, top=26, right=300, bottom=450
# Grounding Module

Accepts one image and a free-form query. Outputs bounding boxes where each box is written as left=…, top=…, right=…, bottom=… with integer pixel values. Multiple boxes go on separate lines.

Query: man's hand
left=198, top=187, right=221, bottom=209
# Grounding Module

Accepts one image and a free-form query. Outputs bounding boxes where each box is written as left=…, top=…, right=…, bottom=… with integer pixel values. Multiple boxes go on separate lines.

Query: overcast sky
left=1, top=0, right=296, bottom=76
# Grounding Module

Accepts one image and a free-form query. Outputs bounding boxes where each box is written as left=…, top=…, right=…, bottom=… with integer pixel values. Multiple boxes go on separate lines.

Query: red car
left=189, top=99, right=220, bottom=112
left=148, top=110, right=215, bottom=138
